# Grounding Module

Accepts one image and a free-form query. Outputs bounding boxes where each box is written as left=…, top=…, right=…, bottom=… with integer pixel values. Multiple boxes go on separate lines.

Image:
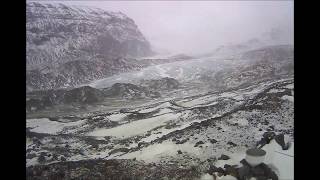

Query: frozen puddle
left=87, top=113, right=182, bottom=138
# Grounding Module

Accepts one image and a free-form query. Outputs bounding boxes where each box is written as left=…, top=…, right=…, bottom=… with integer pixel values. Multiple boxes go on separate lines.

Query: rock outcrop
left=26, top=2, right=153, bottom=91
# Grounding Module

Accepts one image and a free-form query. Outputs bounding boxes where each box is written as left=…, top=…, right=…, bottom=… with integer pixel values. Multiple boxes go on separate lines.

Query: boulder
left=274, top=134, right=290, bottom=150
left=218, top=154, right=230, bottom=160
left=176, top=138, right=189, bottom=144
left=194, top=141, right=205, bottom=147
left=227, top=141, right=237, bottom=147
left=209, top=139, right=218, bottom=144
left=208, top=165, right=225, bottom=175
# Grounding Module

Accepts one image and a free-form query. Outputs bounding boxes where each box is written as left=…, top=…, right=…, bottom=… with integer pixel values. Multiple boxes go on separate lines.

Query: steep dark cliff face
left=26, top=2, right=153, bottom=91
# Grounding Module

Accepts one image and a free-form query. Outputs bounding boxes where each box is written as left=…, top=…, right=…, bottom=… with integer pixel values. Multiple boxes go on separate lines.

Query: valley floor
left=26, top=77, right=294, bottom=179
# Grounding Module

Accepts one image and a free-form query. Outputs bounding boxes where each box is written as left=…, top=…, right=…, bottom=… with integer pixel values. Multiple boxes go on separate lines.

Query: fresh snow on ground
left=119, top=141, right=201, bottom=163
left=108, top=113, right=128, bottom=122
left=27, top=118, right=85, bottom=134
left=88, top=113, right=182, bottom=138
left=268, top=88, right=286, bottom=93
left=227, top=118, right=249, bottom=127
left=262, top=139, right=294, bottom=180
left=281, top=95, right=294, bottom=102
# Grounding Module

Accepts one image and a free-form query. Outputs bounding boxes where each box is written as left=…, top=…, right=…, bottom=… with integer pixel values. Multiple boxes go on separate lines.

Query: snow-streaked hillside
left=26, top=2, right=153, bottom=91
left=27, top=2, right=151, bottom=68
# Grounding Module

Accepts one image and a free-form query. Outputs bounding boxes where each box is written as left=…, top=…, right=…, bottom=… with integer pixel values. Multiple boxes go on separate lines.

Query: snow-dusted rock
left=26, top=2, right=153, bottom=91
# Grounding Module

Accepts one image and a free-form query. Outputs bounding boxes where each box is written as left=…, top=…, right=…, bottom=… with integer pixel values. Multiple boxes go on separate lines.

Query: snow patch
left=108, top=113, right=127, bottom=122
left=87, top=113, right=181, bottom=138
left=27, top=118, right=85, bottom=134
left=281, top=95, right=294, bottom=102
left=119, top=141, right=201, bottom=163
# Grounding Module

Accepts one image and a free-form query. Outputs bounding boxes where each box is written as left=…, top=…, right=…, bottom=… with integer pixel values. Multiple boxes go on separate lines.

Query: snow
left=154, top=108, right=174, bottom=115
left=179, top=96, right=218, bottom=107
left=87, top=113, right=181, bottom=138
left=108, top=113, right=127, bottom=122
left=268, top=89, right=286, bottom=93
left=156, top=65, right=171, bottom=78
left=26, top=156, right=40, bottom=167
left=284, top=84, right=294, bottom=89
left=215, top=150, right=245, bottom=168
left=281, top=95, right=294, bottom=102
left=200, top=173, right=215, bottom=180
left=218, top=175, right=237, bottom=180
left=137, top=102, right=173, bottom=113
left=89, top=57, right=233, bottom=89
left=138, top=107, right=159, bottom=113
left=227, top=118, right=249, bottom=127
left=119, top=141, right=201, bottom=163
left=140, top=53, right=175, bottom=59
left=262, top=140, right=294, bottom=180
left=27, top=118, right=85, bottom=134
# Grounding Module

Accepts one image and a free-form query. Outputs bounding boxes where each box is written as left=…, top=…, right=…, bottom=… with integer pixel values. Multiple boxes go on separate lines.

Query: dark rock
left=177, top=150, right=182, bottom=154
left=26, top=153, right=37, bottom=159
left=194, top=141, right=204, bottom=147
left=108, top=148, right=130, bottom=155
left=224, top=164, right=238, bottom=177
left=238, top=165, right=251, bottom=179
left=104, top=83, right=160, bottom=99
left=227, top=141, right=237, bottom=147
left=140, top=77, right=180, bottom=91
left=208, top=165, right=225, bottom=175
left=27, top=2, right=153, bottom=91
left=209, top=139, right=218, bottom=144
left=218, top=154, right=230, bottom=160
left=176, top=138, right=189, bottom=144
left=274, top=134, right=290, bottom=150
left=263, top=131, right=276, bottom=142
left=52, top=154, right=59, bottom=161
left=138, top=142, right=147, bottom=147
left=267, top=125, right=275, bottom=131
left=239, top=159, right=278, bottom=180
left=38, top=153, right=46, bottom=163
left=60, top=156, right=66, bottom=162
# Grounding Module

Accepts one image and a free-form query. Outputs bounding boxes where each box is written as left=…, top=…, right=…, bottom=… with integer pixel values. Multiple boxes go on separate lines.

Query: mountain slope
left=26, top=2, right=153, bottom=91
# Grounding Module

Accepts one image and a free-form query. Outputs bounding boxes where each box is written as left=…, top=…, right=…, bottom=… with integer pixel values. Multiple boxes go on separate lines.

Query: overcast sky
left=34, top=0, right=294, bottom=55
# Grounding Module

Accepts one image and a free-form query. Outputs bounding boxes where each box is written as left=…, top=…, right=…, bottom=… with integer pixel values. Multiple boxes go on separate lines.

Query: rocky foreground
left=26, top=77, right=293, bottom=179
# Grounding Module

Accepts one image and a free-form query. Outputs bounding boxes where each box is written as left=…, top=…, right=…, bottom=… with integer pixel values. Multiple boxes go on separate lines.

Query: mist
left=33, top=0, right=294, bottom=55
